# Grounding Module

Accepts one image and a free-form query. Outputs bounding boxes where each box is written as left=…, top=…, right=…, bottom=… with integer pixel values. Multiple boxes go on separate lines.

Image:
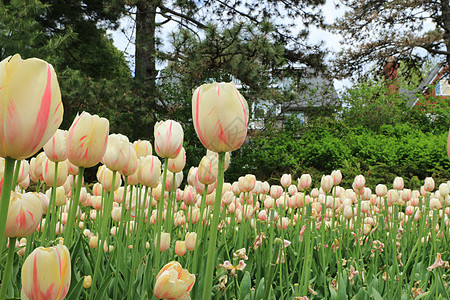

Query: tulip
left=154, top=261, right=195, bottom=299
left=42, top=158, right=68, bottom=187
left=331, top=170, right=342, bottom=185
left=43, top=129, right=68, bottom=162
left=270, top=185, right=283, bottom=199
left=175, top=240, right=187, bottom=256
left=67, top=111, right=109, bottom=168
left=138, top=155, right=161, bottom=188
left=239, top=174, right=256, bottom=193
left=21, top=243, right=71, bottom=300
left=154, top=120, right=184, bottom=159
left=133, top=139, right=152, bottom=158
left=83, top=275, right=92, bottom=289
left=155, top=232, right=171, bottom=252
left=102, top=133, right=130, bottom=172
left=320, top=175, right=334, bottom=193
left=168, top=147, right=186, bottom=173
left=423, top=177, right=435, bottom=192
left=30, top=152, right=47, bottom=182
left=393, top=177, right=404, bottom=190
left=375, top=184, right=388, bottom=197
left=120, top=143, right=138, bottom=177
left=198, top=154, right=218, bottom=185
left=298, top=174, right=312, bottom=191
left=353, top=175, right=365, bottom=190
left=45, top=187, right=66, bottom=207
left=17, top=159, right=30, bottom=184
left=192, top=82, right=249, bottom=153
left=5, top=192, right=42, bottom=237
left=281, top=174, right=292, bottom=188
left=98, top=165, right=122, bottom=192
left=0, top=54, right=63, bottom=160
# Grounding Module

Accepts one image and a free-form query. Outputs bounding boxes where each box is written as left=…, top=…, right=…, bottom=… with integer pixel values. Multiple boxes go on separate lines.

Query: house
left=247, top=67, right=339, bottom=130
left=383, top=57, right=449, bottom=108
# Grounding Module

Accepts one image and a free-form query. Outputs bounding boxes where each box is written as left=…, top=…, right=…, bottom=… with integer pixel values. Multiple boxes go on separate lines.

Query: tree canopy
left=331, top=0, right=450, bottom=79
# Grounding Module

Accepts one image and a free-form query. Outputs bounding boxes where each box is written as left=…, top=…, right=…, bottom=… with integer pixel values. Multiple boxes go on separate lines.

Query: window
left=436, top=77, right=450, bottom=96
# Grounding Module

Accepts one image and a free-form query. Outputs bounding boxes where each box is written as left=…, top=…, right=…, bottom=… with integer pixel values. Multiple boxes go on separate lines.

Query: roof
left=405, top=63, right=445, bottom=107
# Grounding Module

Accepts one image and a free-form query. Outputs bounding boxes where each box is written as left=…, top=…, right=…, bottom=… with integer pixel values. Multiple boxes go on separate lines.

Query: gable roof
left=405, top=63, right=445, bottom=107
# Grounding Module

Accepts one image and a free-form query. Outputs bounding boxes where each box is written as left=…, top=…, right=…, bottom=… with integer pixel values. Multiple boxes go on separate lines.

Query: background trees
left=331, top=0, right=450, bottom=79
left=1, top=0, right=448, bottom=186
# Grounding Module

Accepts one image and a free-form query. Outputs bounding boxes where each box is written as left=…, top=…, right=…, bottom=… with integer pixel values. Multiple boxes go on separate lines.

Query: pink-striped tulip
left=42, top=158, right=68, bottom=187
left=154, top=120, right=184, bottom=159
left=192, top=82, right=249, bottom=153
left=138, top=155, right=161, bottom=188
left=331, top=170, right=342, bottom=185
left=168, top=147, right=186, bottom=173
left=102, top=133, right=130, bottom=172
left=5, top=192, right=43, bottom=237
left=155, top=232, right=171, bottom=252
left=21, top=242, right=71, bottom=300
left=281, top=174, right=292, bottom=188
left=154, top=261, right=195, bottom=299
left=17, top=159, right=30, bottom=184
left=30, top=152, right=47, bottom=182
left=175, top=240, right=187, bottom=256
left=198, top=154, right=218, bottom=185
left=120, top=143, right=138, bottom=177
left=133, top=139, right=152, bottom=158
left=43, top=129, right=68, bottom=162
left=297, top=174, right=312, bottom=191
left=67, top=111, right=109, bottom=168
left=0, top=54, right=63, bottom=160
left=185, top=232, right=197, bottom=251
left=393, top=177, right=404, bottom=190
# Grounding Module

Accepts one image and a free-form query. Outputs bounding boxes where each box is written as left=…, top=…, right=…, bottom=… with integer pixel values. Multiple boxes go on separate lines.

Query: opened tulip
left=154, top=120, right=184, bottom=159
left=21, top=242, right=71, bottom=300
left=5, top=192, right=42, bottom=237
left=192, top=82, right=249, bottom=153
left=67, top=111, right=109, bottom=168
left=154, top=261, right=195, bottom=299
left=0, top=54, right=63, bottom=160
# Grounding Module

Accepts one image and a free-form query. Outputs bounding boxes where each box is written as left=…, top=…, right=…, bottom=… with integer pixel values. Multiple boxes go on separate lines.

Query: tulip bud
left=83, top=275, right=92, bottom=289
left=331, top=170, right=342, bottom=185
left=67, top=112, right=109, bottom=168
left=21, top=243, right=71, bottom=300
left=270, top=185, right=283, bottom=199
left=192, top=82, right=249, bottom=153
left=154, top=120, right=184, bottom=158
left=198, top=154, right=218, bottom=185
left=0, top=54, right=64, bottom=160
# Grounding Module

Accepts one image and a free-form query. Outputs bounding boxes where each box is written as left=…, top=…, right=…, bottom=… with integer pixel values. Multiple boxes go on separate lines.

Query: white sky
left=107, top=0, right=351, bottom=91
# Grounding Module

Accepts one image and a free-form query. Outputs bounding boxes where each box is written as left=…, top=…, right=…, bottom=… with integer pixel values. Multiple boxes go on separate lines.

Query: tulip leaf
left=66, top=278, right=84, bottom=300
left=94, top=272, right=114, bottom=300
left=240, top=271, right=251, bottom=300
left=255, top=278, right=265, bottom=300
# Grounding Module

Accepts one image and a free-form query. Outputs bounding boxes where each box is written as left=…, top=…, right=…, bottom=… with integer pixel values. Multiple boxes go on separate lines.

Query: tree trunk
left=135, top=0, right=160, bottom=87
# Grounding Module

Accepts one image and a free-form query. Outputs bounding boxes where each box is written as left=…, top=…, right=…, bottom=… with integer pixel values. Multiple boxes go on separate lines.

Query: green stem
left=11, top=160, right=21, bottom=191
left=201, top=152, right=225, bottom=300
left=91, top=171, right=117, bottom=297
left=47, top=161, right=59, bottom=240
left=0, top=237, right=16, bottom=299
left=263, top=238, right=282, bottom=300
left=0, top=157, right=16, bottom=255
left=64, top=167, right=85, bottom=246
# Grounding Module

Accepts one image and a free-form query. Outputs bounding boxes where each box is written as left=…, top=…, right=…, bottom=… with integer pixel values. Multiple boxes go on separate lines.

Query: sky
left=107, top=0, right=351, bottom=91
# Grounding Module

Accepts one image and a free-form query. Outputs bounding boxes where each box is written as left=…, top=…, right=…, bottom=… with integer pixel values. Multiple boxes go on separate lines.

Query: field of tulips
left=0, top=54, right=449, bottom=300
